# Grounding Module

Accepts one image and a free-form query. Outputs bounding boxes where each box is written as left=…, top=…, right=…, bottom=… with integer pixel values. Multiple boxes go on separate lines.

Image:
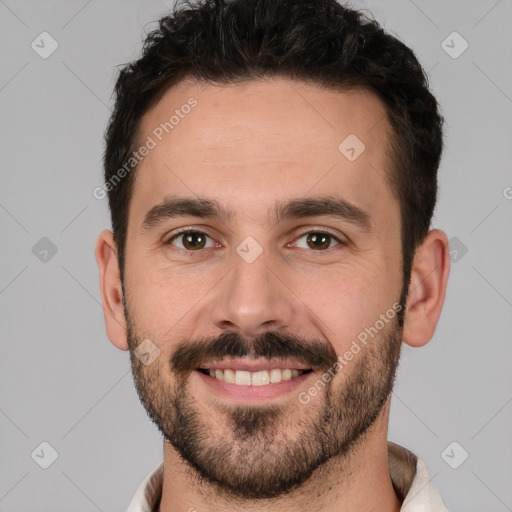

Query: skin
left=96, top=78, right=450, bottom=512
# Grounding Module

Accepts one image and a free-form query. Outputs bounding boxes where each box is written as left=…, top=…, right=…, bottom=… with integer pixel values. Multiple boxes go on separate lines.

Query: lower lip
left=194, top=370, right=316, bottom=403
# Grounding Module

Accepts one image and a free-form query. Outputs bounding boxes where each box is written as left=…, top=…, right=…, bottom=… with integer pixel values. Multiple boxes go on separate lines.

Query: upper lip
left=198, top=358, right=312, bottom=372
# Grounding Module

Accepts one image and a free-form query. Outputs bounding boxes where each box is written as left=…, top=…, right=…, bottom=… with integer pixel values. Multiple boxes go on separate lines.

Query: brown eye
left=307, top=233, right=332, bottom=250
left=294, top=231, right=341, bottom=250
left=168, top=231, right=214, bottom=250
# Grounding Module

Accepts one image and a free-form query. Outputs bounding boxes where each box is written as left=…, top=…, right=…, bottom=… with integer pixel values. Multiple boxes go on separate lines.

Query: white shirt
left=126, top=441, right=449, bottom=512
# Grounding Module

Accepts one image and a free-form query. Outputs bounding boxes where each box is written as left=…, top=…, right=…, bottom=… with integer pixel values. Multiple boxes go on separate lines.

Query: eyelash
left=164, top=228, right=345, bottom=253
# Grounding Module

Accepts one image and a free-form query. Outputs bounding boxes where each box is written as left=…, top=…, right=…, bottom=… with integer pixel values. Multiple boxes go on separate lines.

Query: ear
left=402, top=229, right=450, bottom=347
left=95, top=229, right=129, bottom=351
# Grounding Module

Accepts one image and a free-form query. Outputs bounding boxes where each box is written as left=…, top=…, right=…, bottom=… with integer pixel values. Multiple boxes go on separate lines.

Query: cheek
left=125, top=263, right=215, bottom=336
left=124, top=268, right=176, bottom=329
left=290, top=262, right=400, bottom=352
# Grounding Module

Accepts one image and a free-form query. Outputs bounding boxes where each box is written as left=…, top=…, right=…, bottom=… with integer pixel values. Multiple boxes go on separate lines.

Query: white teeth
left=251, top=370, right=270, bottom=386
left=282, top=369, right=292, bottom=381
left=269, top=368, right=282, bottom=383
left=235, top=370, right=251, bottom=386
left=204, top=368, right=308, bottom=386
left=224, top=369, right=236, bottom=383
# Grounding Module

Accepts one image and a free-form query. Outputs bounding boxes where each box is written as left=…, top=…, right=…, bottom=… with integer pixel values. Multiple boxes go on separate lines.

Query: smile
left=197, top=368, right=313, bottom=386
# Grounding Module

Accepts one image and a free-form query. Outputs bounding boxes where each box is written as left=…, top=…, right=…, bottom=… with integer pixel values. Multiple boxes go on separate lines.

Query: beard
left=125, top=304, right=403, bottom=501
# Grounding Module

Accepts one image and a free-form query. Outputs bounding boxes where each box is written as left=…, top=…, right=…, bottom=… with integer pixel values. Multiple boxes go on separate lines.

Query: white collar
left=126, top=441, right=449, bottom=511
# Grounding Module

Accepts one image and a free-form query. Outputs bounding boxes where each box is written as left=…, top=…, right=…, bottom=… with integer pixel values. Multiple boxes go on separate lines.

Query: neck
left=158, top=404, right=402, bottom=512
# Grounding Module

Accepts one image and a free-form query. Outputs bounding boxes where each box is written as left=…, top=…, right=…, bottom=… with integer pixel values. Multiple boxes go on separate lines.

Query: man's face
left=123, top=78, right=404, bottom=499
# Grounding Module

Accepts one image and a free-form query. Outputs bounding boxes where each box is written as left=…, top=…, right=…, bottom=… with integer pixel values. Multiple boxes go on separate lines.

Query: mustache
left=171, top=330, right=339, bottom=375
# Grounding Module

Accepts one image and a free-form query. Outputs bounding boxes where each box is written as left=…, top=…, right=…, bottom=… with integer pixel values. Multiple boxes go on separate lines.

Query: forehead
left=131, top=77, right=397, bottom=231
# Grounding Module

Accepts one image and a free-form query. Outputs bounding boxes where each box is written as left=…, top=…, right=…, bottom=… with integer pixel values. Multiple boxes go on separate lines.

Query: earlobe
left=95, top=229, right=129, bottom=351
left=402, top=229, right=451, bottom=347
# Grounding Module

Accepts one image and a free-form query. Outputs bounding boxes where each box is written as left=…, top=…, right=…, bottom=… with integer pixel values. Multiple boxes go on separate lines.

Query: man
left=95, top=0, right=450, bottom=510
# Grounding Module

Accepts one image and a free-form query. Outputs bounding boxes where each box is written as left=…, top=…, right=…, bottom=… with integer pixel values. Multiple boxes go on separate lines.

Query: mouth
left=193, top=358, right=317, bottom=402
left=196, top=367, right=314, bottom=386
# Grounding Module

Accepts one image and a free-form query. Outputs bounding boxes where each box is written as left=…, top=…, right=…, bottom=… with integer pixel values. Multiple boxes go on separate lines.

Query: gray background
left=1, top=0, right=511, bottom=510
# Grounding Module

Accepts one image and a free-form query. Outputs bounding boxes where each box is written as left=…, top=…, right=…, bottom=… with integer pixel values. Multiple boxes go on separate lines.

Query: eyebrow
left=141, top=195, right=372, bottom=233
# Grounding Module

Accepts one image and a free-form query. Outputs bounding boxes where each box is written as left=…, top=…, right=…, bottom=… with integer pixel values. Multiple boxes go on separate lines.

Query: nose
left=210, top=249, right=295, bottom=338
